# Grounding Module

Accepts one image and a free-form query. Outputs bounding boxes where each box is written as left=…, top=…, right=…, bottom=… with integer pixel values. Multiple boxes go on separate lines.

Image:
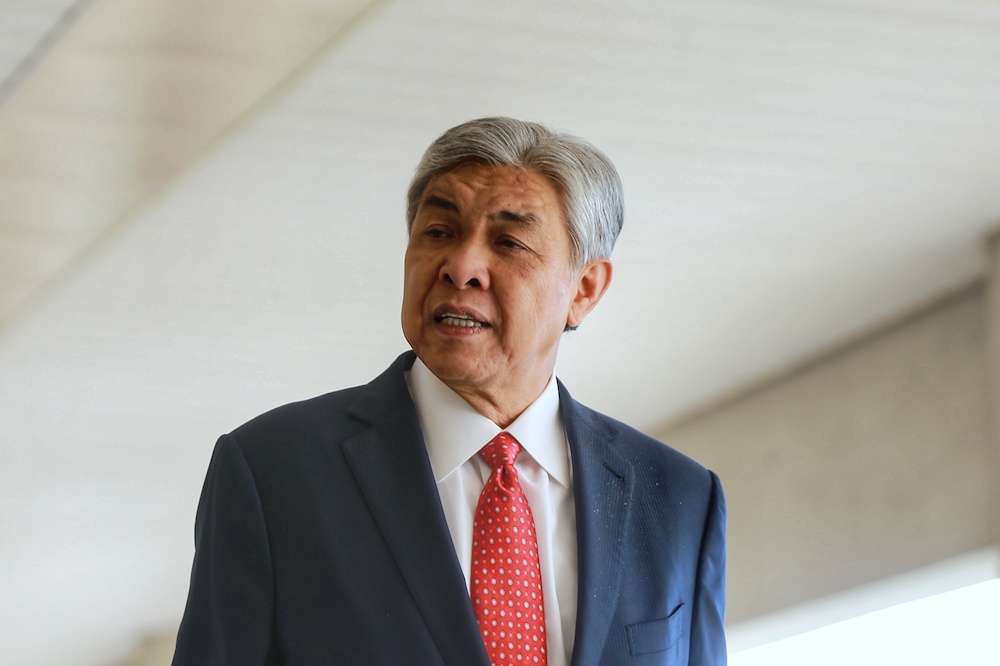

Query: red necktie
left=471, top=432, right=547, bottom=666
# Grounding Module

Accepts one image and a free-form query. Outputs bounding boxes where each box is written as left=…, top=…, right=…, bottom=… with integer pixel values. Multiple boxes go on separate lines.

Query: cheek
left=403, top=255, right=429, bottom=293
left=405, top=250, right=438, bottom=284
left=401, top=266, right=426, bottom=321
left=540, top=268, right=574, bottom=306
left=515, top=280, right=570, bottom=333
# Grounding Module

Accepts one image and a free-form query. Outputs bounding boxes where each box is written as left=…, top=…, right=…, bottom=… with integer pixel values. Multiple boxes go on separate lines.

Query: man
left=173, top=117, right=726, bottom=665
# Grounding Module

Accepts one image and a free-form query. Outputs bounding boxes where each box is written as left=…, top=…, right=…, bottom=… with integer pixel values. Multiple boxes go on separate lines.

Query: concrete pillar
left=981, top=232, right=1000, bottom=544
left=664, top=282, right=998, bottom=623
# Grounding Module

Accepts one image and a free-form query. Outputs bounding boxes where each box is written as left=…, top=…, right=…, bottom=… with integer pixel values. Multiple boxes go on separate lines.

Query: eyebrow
left=489, top=210, right=538, bottom=226
left=421, top=195, right=459, bottom=213
left=421, top=194, right=538, bottom=226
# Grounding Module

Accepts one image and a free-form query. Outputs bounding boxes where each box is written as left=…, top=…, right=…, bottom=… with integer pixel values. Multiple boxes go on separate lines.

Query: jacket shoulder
left=606, top=411, right=708, bottom=471
left=225, top=351, right=417, bottom=460
left=231, top=385, right=364, bottom=439
left=561, top=386, right=718, bottom=496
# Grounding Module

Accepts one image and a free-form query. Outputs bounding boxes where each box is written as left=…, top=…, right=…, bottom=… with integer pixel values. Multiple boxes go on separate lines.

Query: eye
left=497, top=237, right=524, bottom=250
left=423, top=226, right=451, bottom=239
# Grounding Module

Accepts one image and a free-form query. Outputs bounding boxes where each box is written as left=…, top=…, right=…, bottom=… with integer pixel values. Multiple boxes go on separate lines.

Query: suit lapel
left=340, top=353, right=488, bottom=666
left=559, top=383, right=635, bottom=666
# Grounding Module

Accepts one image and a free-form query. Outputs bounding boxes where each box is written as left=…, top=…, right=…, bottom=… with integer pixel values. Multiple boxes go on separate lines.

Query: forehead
left=421, top=163, right=565, bottom=218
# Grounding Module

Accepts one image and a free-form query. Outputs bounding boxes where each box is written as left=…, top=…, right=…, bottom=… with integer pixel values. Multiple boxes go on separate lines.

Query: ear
left=566, top=258, right=613, bottom=329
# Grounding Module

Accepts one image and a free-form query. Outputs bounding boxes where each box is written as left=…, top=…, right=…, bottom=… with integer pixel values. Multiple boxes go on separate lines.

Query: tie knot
left=479, top=432, right=521, bottom=470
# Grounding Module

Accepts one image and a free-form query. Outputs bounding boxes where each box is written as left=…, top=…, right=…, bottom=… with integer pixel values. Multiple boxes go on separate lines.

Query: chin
left=421, top=353, right=489, bottom=385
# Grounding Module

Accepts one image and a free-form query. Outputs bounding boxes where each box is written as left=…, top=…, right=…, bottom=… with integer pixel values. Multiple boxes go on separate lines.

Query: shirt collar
left=406, top=358, right=571, bottom=488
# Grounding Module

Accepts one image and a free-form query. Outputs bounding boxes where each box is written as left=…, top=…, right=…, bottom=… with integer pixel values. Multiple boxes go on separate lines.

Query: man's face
left=402, top=162, right=606, bottom=410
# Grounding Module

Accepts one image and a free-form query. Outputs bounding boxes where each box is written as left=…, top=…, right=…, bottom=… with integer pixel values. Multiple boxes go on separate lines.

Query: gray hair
left=406, top=117, right=624, bottom=267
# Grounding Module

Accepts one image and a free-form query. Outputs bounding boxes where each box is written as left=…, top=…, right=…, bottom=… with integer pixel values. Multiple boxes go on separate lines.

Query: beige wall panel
left=662, top=285, right=999, bottom=622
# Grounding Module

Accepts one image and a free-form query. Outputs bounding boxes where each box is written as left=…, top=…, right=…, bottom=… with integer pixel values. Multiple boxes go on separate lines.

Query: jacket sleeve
left=687, top=470, right=727, bottom=665
left=172, top=434, right=279, bottom=665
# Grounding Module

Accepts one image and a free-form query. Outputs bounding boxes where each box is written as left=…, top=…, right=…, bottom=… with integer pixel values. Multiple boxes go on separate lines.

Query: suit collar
left=408, top=357, right=571, bottom=488
left=558, top=381, right=635, bottom=666
left=342, top=351, right=489, bottom=666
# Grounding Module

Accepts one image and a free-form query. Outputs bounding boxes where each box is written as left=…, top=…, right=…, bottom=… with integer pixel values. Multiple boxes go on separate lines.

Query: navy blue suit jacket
left=173, top=352, right=726, bottom=664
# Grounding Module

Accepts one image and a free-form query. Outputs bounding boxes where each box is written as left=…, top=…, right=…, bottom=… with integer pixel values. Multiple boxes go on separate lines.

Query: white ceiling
left=2, top=0, right=999, bottom=663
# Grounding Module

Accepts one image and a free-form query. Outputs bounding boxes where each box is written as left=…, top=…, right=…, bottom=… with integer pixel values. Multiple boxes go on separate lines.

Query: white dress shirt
left=406, top=359, right=578, bottom=665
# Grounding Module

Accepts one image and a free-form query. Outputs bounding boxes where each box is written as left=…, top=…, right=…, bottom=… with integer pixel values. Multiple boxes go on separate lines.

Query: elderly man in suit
left=173, top=117, right=727, bottom=665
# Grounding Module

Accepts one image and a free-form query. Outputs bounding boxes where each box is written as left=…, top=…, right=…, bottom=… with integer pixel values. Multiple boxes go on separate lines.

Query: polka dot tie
left=471, top=432, right=547, bottom=666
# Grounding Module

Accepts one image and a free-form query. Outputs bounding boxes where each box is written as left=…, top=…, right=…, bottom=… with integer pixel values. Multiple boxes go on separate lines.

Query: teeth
left=440, top=313, right=484, bottom=328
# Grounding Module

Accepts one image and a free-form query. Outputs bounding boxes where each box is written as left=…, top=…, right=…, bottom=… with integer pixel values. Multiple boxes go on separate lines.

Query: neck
left=447, top=378, right=551, bottom=429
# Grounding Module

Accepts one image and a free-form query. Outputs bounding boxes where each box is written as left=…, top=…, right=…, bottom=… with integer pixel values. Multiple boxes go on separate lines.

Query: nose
left=440, top=238, right=491, bottom=290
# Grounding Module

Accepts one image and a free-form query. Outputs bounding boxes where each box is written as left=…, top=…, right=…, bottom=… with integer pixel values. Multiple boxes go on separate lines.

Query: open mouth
left=435, top=312, right=488, bottom=328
